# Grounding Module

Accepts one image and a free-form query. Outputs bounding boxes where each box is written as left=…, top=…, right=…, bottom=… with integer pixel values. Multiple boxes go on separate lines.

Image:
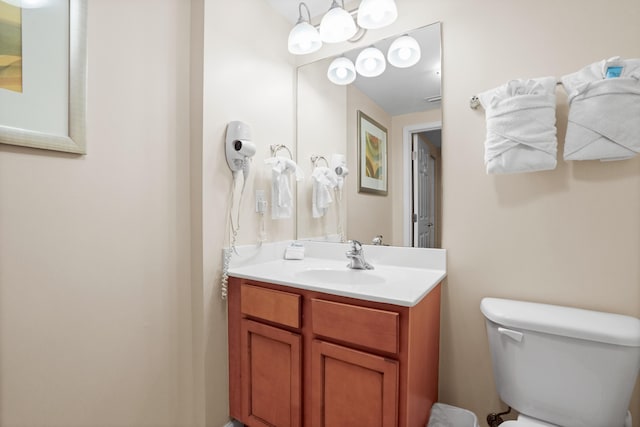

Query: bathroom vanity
left=226, top=242, right=446, bottom=427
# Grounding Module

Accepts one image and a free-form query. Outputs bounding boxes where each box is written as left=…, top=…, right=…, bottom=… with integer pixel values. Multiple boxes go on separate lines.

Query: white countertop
left=227, top=241, right=446, bottom=307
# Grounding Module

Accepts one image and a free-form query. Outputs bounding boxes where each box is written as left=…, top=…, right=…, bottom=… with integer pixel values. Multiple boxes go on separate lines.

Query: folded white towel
left=311, top=166, right=338, bottom=218
left=478, top=77, right=558, bottom=174
left=265, top=156, right=304, bottom=219
left=561, top=57, right=640, bottom=161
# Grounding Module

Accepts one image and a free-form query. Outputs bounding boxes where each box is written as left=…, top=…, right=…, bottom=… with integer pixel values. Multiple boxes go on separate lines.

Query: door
left=412, top=134, right=435, bottom=247
left=241, top=319, right=302, bottom=427
left=311, top=340, right=398, bottom=427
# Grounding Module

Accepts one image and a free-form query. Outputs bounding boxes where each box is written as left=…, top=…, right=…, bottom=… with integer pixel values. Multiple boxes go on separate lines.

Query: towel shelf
left=470, top=81, right=563, bottom=110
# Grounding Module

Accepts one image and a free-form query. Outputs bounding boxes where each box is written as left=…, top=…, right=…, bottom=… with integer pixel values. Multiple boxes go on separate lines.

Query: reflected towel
left=561, top=57, right=640, bottom=161
left=265, top=156, right=304, bottom=219
left=311, top=166, right=338, bottom=218
left=479, top=77, right=558, bottom=174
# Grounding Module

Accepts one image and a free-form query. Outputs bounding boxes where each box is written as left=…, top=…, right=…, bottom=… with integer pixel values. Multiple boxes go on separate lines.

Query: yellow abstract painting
left=0, top=1, right=22, bottom=93
left=365, top=131, right=382, bottom=179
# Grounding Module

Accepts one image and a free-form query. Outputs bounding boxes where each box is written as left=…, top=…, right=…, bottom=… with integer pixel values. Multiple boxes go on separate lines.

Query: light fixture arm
left=297, top=2, right=312, bottom=24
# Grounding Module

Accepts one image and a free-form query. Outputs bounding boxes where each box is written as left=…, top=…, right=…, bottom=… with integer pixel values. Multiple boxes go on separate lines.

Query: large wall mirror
left=296, top=22, right=442, bottom=248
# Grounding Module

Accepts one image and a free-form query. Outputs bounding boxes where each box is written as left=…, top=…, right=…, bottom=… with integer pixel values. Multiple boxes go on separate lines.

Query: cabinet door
left=312, top=340, right=398, bottom=427
left=241, top=319, right=302, bottom=427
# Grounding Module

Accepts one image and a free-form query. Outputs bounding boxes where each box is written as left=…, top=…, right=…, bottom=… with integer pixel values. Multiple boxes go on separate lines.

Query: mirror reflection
left=296, top=22, right=442, bottom=247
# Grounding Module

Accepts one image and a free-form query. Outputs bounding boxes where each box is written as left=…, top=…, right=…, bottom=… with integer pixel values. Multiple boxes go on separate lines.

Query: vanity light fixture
left=288, top=2, right=322, bottom=55
left=356, top=0, right=398, bottom=29
left=355, top=46, right=386, bottom=77
left=327, top=57, right=356, bottom=85
left=387, top=35, right=421, bottom=68
left=1, top=0, right=49, bottom=7
left=319, top=0, right=357, bottom=43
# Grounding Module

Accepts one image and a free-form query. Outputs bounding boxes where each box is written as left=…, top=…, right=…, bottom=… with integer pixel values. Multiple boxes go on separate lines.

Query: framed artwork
left=0, top=0, right=87, bottom=154
left=357, top=110, right=387, bottom=195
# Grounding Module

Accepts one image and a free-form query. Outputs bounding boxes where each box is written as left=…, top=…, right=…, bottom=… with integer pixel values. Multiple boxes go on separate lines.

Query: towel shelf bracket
left=470, top=96, right=481, bottom=110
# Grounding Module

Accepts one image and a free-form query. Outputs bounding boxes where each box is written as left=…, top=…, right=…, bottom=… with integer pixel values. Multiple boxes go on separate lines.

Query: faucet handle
left=348, top=240, right=362, bottom=252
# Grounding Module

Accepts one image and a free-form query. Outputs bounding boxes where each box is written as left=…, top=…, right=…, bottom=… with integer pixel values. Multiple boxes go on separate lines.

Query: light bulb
left=327, top=57, right=356, bottom=85
left=387, top=35, right=421, bottom=68
left=355, top=47, right=386, bottom=77
left=398, top=47, right=411, bottom=60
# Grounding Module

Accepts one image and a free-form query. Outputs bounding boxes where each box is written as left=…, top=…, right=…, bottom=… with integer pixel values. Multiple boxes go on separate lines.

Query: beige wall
left=432, top=0, right=640, bottom=424
left=297, top=57, right=347, bottom=241
left=0, top=0, right=194, bottom=425
left=0, top=1, right=638, bottom=427
left=390, top=109, right=442, bottom=246
left=346, top=85, right=394, bottom=244
left=201, top=1, right=296, bottom=425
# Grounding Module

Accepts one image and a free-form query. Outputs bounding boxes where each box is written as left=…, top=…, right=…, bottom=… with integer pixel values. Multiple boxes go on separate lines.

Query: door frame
left=402, top=121, right=442, bottom=247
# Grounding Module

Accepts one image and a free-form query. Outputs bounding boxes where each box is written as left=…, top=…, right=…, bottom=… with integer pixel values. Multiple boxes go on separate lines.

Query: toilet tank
left=481, top=298, right=640, bottom=427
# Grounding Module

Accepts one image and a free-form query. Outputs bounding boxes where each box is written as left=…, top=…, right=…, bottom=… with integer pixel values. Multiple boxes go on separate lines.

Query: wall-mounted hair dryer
left=225, top=121, right=256, bottom=179
left=331, top=154, right=349, bottom=177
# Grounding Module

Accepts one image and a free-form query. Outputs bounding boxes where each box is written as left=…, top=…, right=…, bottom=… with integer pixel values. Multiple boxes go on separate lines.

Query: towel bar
left=310, top=155, right=329, bottom=168
left=270, top=144, right=293, bottom=159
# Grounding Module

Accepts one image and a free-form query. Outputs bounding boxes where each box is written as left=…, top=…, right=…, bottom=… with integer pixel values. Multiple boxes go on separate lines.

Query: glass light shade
left=288, top=22, right=322, bottom=55
left=355, top=47, right=386, bottom=77
left=327, top=57, right=356, bottom=85
left=356, top=0, right=398, bottom=29
left=387, top=35, right=421, bottom=68
left=1, top=0, right=48, bottom=7
left=319, top=2, right=357, bottom=43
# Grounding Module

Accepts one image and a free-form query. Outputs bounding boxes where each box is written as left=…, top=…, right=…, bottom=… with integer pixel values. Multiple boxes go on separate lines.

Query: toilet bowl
left=481, top=297, right=640, bottom=427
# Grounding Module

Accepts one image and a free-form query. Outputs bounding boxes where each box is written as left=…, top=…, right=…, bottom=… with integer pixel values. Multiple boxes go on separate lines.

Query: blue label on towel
left=605, top=66, right=623, bottom=78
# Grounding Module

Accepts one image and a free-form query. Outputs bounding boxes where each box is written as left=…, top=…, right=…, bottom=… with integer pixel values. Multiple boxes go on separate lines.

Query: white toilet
left=481, top=297, right=640, bottom=427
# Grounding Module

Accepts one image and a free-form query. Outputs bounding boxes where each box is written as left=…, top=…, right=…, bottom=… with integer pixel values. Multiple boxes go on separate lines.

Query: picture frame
left=0, top=0, right=87, bottom=154
left=357, top=110, right=387, bottom=195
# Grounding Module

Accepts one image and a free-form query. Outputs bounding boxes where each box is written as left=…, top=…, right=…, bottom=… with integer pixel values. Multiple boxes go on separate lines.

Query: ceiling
left=264, top=0, right=442, bottom=116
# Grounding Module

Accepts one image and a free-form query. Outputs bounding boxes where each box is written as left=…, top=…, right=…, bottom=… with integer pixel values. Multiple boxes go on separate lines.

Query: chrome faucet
left=346, top=240, right=374, bottom=270
left=372, top=235, right=383, bottom=245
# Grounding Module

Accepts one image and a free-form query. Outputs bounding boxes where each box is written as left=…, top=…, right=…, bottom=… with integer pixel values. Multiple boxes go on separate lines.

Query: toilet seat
left=502, top=411, right=632, bottom=427
left=500, top=415, right=557, bottom=427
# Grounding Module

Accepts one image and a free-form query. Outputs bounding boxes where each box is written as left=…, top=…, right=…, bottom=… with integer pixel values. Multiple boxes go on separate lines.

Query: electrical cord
left=221, top=170, right=248, bottom=300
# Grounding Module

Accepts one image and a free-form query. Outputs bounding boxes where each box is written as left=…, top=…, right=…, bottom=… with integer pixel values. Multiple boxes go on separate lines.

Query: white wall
left=0, top=0, right=194, bottom=425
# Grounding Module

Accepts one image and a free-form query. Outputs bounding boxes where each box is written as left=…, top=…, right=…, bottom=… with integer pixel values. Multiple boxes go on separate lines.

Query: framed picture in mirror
left=357, top=110, right=387, bottom=195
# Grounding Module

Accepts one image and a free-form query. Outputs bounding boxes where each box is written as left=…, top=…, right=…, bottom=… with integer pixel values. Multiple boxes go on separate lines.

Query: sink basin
left=294, top=268, right=386, bottom=285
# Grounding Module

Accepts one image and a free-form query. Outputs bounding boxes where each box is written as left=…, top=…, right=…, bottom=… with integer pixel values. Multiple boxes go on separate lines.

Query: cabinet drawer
left=241, top=284, right=301, bottom=329
left=311, top=299, right=399, bottom=354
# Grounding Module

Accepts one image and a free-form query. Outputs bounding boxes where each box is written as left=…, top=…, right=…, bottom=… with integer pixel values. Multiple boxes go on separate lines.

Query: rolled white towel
left=561, top=57, right=640, bottom=161
left=311, top=166, right=338, bottom=218
left=265, top=156, right=304, bottom=219
left=478, top=76, right=558, bottom=174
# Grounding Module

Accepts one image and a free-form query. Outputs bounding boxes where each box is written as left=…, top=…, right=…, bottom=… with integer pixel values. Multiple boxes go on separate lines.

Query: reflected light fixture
left=319, top=0, right=357, bottom=43
left=357, top=0, right=398, bottom=29
left=387, top=35, right=421, bottom=68
left=327, top=57, right=356, bottom=85
left=288, top=2, right=322, bottom=55
left=355, top=47, right=386, bottom=77
left=1, top=0, right=49, bottom=7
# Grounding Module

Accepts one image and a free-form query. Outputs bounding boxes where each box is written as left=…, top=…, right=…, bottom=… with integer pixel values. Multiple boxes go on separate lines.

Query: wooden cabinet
left=228, top=278, right=441, bottom=427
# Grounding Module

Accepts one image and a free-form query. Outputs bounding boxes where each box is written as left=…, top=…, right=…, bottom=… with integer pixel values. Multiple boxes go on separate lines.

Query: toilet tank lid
left=481, top=298, right=640, bottom=347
